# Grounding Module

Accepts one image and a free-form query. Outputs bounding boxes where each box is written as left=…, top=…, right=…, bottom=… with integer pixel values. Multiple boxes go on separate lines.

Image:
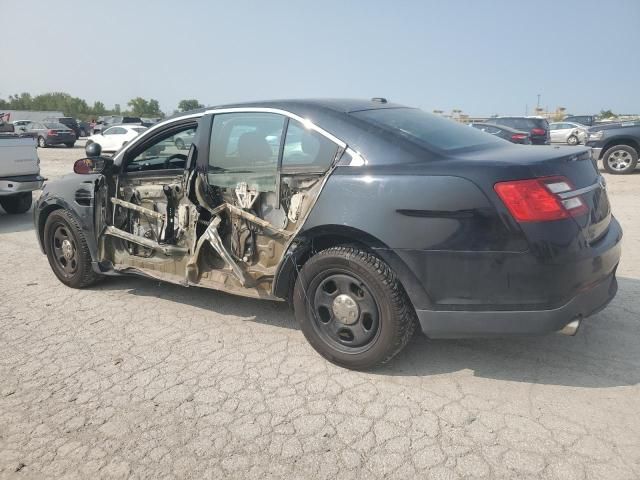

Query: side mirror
left=73, top=157, right=113, bottom=175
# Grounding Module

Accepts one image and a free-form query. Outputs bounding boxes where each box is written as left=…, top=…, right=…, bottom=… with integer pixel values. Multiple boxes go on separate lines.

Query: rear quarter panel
left=298, top=165, right=520, bottom=310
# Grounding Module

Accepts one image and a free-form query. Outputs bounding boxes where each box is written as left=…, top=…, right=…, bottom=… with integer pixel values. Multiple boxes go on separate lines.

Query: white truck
left=0, top=118, right=44, bottom=214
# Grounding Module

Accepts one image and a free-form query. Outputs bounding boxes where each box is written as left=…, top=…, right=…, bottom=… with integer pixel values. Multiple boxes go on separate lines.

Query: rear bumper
left=409, top=217, right=622, bottom=338
left=46, top=135, right=75, bottom=145
left=416, top=270, right=618, bottom=338
left=0, top=175, right=44, bottom=196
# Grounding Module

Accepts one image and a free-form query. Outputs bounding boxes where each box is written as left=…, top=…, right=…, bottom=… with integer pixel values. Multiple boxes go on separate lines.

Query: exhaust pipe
left=559, top=318, right=581, bottom=336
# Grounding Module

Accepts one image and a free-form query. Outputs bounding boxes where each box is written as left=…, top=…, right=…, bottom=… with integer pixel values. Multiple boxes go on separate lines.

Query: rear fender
left=273, top=224, right=432, bottom=309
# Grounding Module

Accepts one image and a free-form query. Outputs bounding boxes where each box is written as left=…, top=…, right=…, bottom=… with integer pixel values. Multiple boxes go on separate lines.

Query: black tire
left=44, top=210, right=101, bottom=288
left=175, top=138, right=185, bottom=150
left=80, top=128, right=87, bottom=137
left=602, top=145, right=638, bottom=174
left=65, top=142, right=75, bottom=148
left=0, top=192, right=32, bottom=214
left=293, top=246, right=417, bottom=370
left=37, top=136, right=47, bottom=148
left=567, top=135, right=578, bottom=146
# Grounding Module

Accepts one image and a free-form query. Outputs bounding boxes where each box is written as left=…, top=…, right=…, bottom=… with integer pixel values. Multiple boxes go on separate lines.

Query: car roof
left=167, top=98, right=407, bottom=120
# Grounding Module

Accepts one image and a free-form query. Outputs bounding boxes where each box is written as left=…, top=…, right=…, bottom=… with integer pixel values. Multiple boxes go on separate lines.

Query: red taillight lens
left=531, top=128, right=546, bottom=136
left=48, top=129, right=57, bottom=135
left=511, top=133, right=527, bottom=141
left=494, top=176, right=587, bottom=222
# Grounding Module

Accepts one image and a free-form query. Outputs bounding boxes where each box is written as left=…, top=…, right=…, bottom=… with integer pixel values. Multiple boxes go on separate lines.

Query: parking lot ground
left=0, top=147, right=639, bottom=479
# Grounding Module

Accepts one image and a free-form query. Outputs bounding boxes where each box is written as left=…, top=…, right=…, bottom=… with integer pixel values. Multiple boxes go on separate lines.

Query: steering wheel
left=163, top=153, right=188, bottom=169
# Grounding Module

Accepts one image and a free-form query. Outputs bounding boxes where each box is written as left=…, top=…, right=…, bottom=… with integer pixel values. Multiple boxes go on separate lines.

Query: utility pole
left=536, top=94, right=541, bottom=110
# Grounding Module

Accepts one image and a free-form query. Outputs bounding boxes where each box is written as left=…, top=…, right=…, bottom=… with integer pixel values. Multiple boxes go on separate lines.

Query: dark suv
left=44, top=117, right=81, bottom=139
left=564, top=115, right=596, bottom=127
left=489, top=117, right=550, bottom=145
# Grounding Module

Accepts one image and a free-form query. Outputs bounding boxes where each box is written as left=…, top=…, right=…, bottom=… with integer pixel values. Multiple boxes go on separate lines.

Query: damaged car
left=34, top=99, right=622, bottom=370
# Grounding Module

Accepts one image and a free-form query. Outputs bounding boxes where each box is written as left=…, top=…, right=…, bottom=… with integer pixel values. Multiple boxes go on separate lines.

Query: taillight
left=494, top=176, right=587, bottom=222
left=531, top=128, right=546, bottom=136
left=48, top=129, right=57, bottom=135
left=511, top=133, right=527, bottom=141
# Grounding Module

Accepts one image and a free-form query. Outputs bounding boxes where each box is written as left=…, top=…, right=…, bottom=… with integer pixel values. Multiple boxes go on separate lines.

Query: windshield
left=352, top=108, right=503, bottom=152
left=131, top=127, right=147, bottom=133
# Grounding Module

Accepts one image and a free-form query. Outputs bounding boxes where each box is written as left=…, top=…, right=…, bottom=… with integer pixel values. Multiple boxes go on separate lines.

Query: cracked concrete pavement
left=1, top=143, right=639, bottom=479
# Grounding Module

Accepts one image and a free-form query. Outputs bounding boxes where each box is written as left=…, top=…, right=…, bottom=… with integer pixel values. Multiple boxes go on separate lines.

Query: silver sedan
left=549, top=122, right=588, bottom=145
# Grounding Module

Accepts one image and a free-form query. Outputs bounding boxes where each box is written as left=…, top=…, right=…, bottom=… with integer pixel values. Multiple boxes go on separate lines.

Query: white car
left=548, top=122, right=588, bottom=145
left=86, top=125, right=147, bottom=152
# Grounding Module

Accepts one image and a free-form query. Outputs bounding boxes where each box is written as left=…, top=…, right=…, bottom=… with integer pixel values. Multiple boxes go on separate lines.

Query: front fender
left=34, top=174, right=101, bottom=262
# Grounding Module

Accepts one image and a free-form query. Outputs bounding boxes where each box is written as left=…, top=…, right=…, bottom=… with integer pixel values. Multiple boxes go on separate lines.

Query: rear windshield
left=352, top=108, right=503, bottom=152
left=44, top=122, right=69, bottom=129
left=123, top=117, right=142, bottom=123
left=131, top=127, right=147, bottom=133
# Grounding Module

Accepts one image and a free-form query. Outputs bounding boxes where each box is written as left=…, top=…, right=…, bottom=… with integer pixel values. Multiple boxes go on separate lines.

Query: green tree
left=92, top=101, right=106, bottom=114
left=127, top=97, right=162, bottom=117
left=600, top=109, right=616, bottom=119
left=178, top=99, right=204, bottom=112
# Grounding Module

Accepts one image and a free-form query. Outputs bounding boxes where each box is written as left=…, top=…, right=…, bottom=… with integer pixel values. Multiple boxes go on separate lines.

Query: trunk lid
left=526, top=147, right=610, bottom=243
left=457, top=144, right=611, bottom=243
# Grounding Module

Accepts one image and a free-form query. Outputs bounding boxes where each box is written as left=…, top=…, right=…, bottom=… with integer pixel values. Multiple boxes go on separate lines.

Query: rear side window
left=208, top=112, right=285, bottom=192
left=353, top=108, right=502, bottom=152
left=282, top=120, right=339, bottom=171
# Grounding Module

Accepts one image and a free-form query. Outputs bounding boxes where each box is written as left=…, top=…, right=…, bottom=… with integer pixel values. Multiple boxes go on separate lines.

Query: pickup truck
left=0, top=123, right=44, bottom=214
left=587, top=121, right=640, bottom=174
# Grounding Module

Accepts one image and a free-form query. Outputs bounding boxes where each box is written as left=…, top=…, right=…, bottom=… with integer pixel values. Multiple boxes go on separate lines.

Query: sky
left=1, top=0, right=639, bottom=116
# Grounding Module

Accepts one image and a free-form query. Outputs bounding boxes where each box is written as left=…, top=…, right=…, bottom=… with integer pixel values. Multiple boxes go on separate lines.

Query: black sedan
left=33, top=99, right=621, bottom=370
left=22, top=121, right=76, bottom=148
left=470, top=122, right=531, bottom=144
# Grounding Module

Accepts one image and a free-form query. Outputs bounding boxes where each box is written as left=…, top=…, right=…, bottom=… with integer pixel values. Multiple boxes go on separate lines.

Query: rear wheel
left=293, top=246, right=417, bottom=370
left=175, top=138, right=185, bottom=150
left=0, top=193, right=32, bottom=214
left=44, top=210, right=101, bottom=288
left=567, top=135, right=578, bottom=145
left=37, top=136, right=47, bottom=148
left=65, top=142, right=75, bottom=148
left=603, top=145, right=638, bottom=174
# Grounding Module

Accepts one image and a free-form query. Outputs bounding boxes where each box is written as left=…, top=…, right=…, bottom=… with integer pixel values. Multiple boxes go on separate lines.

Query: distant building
left=0, top=110, right=65, bottom=122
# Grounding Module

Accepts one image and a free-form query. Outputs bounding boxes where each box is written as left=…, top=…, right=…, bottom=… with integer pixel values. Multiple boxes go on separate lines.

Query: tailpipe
left=559, top=318, right=581, bottom=336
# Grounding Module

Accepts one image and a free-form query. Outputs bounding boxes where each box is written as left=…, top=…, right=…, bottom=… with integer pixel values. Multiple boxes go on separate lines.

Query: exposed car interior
left=98, top=113, right=341, bottom=299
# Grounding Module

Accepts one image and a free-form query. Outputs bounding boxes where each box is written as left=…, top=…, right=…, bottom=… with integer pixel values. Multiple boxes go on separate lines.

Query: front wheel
left=65, top=142, right=75, bottom=148
left=0, top=192, right=32, bottom=214
left=37, top=136, right=47, bottom=148
left=44, top=210, right=101, bottom=288
left=567, top=135, right=578, bottom=146
left=603, top=145, right=638, bottom=174
left=293, top=246, right=417, bottom=370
